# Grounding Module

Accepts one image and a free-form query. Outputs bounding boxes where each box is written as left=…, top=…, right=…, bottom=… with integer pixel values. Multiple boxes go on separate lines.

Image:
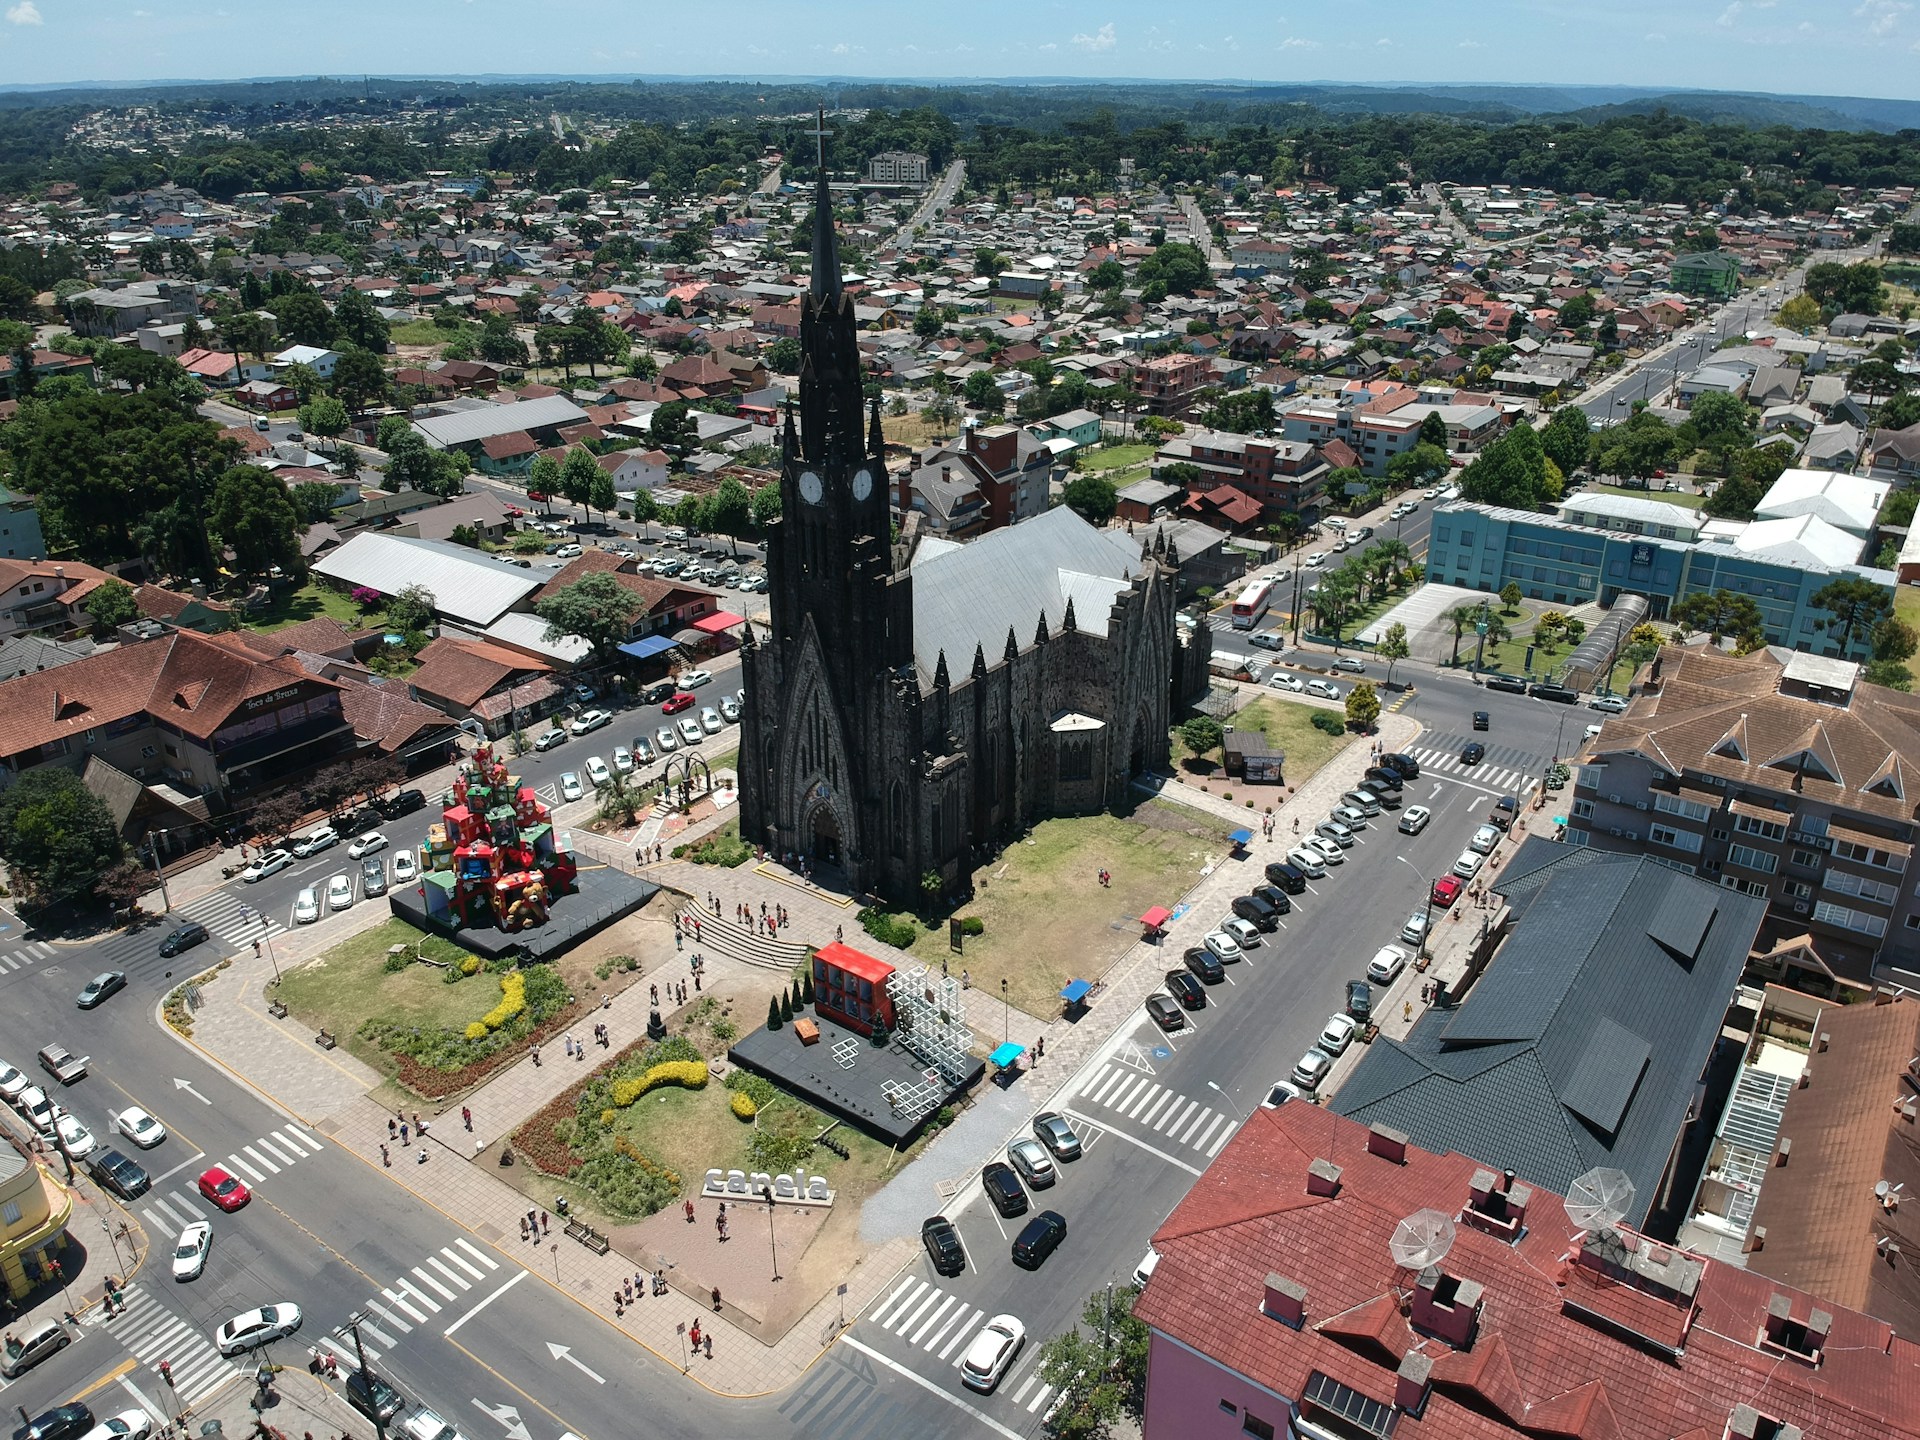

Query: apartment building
left=1133, top=353, right=1212, bottom=416
left=1568, top=644, right=1920, bottom=986
left=1153, top=427, right=1330, bottom=517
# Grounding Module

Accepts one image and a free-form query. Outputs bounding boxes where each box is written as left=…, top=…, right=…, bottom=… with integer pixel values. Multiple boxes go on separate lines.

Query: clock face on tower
left=799, top=470, right=824, bottom=505
left=852, top=468, right=873, bottom=501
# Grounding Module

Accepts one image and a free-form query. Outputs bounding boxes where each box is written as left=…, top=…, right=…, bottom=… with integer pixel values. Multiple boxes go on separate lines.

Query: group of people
left=610, top=1270, right=674, bottom=1318
left=520, top=1208, right=550, bottom=1240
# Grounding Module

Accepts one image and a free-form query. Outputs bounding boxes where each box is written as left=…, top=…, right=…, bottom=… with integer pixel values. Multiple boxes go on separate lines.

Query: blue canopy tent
left=1228, top=828, right=1253, bottom=855
left=617, top=634, right=679, bottom=662
left=1061, top=979, right=1092, bottom=1004
left=989, top=1042, right=1026, bottom=1069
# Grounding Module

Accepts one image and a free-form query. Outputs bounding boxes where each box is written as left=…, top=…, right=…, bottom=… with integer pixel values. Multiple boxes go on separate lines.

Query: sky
left=2, top=0, right=1917, bottom=101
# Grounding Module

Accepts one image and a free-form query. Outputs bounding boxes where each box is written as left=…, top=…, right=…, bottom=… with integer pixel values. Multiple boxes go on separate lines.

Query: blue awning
left=989, top=1042, right=1027, bottom=1068
left=1229, top=828, right=1253, bottom=845
left=618, top=634, right=678, bottom=660
left=1061, top=979, right=1092, bottom=1003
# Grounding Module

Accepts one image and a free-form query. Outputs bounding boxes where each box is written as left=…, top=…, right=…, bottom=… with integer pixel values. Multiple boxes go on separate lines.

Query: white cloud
left=1645, top=30, right=1667, bottom=40
left=1376, top=35, right=1392, bottom=45
left=1717, top=1, right=1742, bottom=27
left=1279, top=35, right=1319, bottom=49
left=1039, top=41, right=1057, bottom=50
left=831, top=42, right=849, bottom=53
left=1457, top=38, right=1482, bottom=48
left=1071, top=22, right=1117, bottom=51
left=5, top=2, right=42, bottom=25
left=1855, top=0, right=1910, bottom=34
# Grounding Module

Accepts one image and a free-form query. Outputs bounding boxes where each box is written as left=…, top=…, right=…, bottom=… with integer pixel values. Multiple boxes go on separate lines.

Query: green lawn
left=244, top=580, right=369, bottom=633
left=1896, top=584, right=1920, bottom=688
left=1174, top=695, right=1356, bottom=787
left=1589, top=484, right=1706, bottom=510
left=1087, top=442, right=1157, bottom=472
left=389, top=318, right=465, bottom=348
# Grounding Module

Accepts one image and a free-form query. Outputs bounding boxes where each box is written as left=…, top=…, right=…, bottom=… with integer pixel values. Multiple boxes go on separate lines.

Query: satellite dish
left=1564, top=1167, right=1636, bottom=1234
left=1389, top=1209, right=1457, bottom=1271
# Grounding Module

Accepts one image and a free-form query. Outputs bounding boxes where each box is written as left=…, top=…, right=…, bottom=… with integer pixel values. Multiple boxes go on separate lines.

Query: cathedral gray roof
left=906, top=507, right=1145, bottom=689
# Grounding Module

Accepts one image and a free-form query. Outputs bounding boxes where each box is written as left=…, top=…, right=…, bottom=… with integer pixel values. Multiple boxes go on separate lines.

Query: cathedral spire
left=806, top=106, right=843, bottom=307
left=1035, top=609, right=1050, bottom=646
left=1062, top=596, right=1078, bottom=632
left=934, top=649, right=950, bottom=690
left=972, top=642, right=988, bottom=679
left=781, top=400, right=797, bottom=464
left=1005, top=626, right=1020, bottom=663
left=868, top=393, right=885, bottom=465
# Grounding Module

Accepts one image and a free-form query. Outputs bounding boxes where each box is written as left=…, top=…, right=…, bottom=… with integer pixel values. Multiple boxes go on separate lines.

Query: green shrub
left=724, top=1070, right=778, bottom=1107
left=1310, top=710, right=1346, bottom=736
left=767, top=996, right=783, bottom=1031
left=383, top=953, right=410, bottom=974
left=748, top=1129, right=814, bottom=1172
left=712, top=1018, right=737, bottom=1043
left=858, top=905, right=917, bottom=949
left=365, top=964, right=567, bottom=1073
left=960, top=916, right=984, bottom=936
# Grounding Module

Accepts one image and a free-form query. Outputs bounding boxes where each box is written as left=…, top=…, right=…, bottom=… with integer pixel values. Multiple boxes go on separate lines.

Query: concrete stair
left=677, top=903, right=809, bottom=973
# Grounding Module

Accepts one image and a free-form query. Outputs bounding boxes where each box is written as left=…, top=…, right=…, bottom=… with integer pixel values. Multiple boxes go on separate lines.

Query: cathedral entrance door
left=809, top=805, right=842, bottom=863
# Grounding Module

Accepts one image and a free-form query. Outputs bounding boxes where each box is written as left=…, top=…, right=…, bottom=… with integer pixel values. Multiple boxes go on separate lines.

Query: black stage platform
left=729, top=1011, right=984, bottom=1145
left=386, top=865, right=659, bottom=962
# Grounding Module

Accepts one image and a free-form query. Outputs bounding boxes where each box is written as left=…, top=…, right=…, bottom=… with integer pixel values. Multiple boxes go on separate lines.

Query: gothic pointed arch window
left=889, top=780, right=906, bottom=852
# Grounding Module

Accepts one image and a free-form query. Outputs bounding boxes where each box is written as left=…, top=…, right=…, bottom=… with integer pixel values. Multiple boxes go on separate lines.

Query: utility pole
left=346, top=1314, right=390, bottom=1440
left=145, top=828, right=171, bottom=913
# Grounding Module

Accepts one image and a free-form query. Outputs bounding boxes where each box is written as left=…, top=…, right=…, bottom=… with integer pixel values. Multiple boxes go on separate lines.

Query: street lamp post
left=1398, top=856, right=1435, bottom=960
left=345, top=1315, right=390, bottom=1440
left=1205, top=1079, right=1246, bottom=1121
left=762, top=1185, right=782, bottom=1282
left=1001, top=978, right=1009, bottom=1043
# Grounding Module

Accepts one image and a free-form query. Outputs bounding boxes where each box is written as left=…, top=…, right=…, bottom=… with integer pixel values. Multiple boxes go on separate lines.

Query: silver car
left=1314, top=818, right=1355, bottom=849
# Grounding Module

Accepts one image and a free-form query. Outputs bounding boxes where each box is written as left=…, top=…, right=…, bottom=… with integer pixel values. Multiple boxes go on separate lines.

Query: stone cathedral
left=739, top=134, right=1209, bottom=906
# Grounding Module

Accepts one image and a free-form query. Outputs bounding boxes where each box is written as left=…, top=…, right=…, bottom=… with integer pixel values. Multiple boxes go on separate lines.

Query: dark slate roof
left=1333, top=845, right=1763, bottom=1223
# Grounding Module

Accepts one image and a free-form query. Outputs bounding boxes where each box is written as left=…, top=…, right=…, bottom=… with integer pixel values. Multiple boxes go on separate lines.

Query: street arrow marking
left=172, top=1079, right=211, bottom=1105
left=472, top=1399, right=532, bottom=1440
left=544, top=1343, right=605, bottom=1384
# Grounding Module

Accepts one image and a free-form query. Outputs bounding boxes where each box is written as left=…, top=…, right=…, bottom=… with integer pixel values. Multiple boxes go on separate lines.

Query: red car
left=661, top=692, right=696, bottom=715
left=503, top=504, right=524, bottom=517
left=526, top=491, right=549, bottom=503
left=198, top=1165, right=250, bottom=1211
left=1430, top=875, right=1465, bottom=909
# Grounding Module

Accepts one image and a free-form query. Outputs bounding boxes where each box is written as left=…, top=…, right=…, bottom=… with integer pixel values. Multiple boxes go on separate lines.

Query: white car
left=632, top=735, right=657, bottom=764
left=327, top=874, right=355, bottom=911
left=586, top=756, right=613, bottom=788
left=0, top=1061, right=30, bottom=1101
left=1589, top=694, right=1630, bottom=713
left=115, top=1107, right=168, bottom=1149
left=1453, top=850, right=1485, bottom=880
left=677, top=716, right=703, bottom=745
left=718, top=696, right=741, bottom=723
left=1269, top=672, right=1306, bottom=693
left=1368, top=945, right=1409, bottom=984
left=401, top=1410, right=467, bottom=1440
left=1319, top=1014, right=1360, bottom=1056
left=700, top=706, right=723, bottom=734
left=960, top=1314, right=1026, bottom=1392
left=1330, top=655, right=1366, bottom=673
left=347, top=831, right=388, bottom=860
left=242, top=849, right=294, bottom=882
left=1305, top=679, right=1342, bottom=700
left=1261, top=1079, right=1305, bottom=1109
left=55, top=1113, right=96, bottom=1158
left=293, top=887, right=321, bottom=925
left=656, top=725, right=679, bottom=752
left=392, top=851, right=418, bottom=885
left=570, top=708, right=613, bottom=736
left=554, top=543, right=583, bottom=559
left=216, top=1303, right=303, bottom=1356
left=1400, top=911, right=1430, bottom=947
left=19, top=1086, right=57, bottom=1134
left=1305, top=552, right=1328, bottom=567
left=171, top=1221, right=212, bottom=1282
left=679, top=668, right=713, bottom=689
left=1468, top=823, right=1503, bottom=855
left=559, top=772, right=585, bottom=803
left=1203, top=930, right=1243, bottom=964
left=80, top=1411, right=155, bottom=1440
left=291, top=828, right=338, bottom=858
left=1398, top=805, right=1432, bottom=835
left=1303, top=835, right=1345, bottom=865
left=611, top=745, right=635, bottom=775
left=1286, top=846, right=1327, bottom=878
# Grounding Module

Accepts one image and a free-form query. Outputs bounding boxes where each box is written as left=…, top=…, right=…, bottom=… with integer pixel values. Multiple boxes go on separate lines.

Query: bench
left=314, top=1030, right=337, bottom=1050
left=564, top=1219, right=610, bottom=1254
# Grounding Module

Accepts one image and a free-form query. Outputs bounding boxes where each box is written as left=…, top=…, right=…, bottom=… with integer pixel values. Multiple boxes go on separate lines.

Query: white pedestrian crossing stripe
left=174, top=888, right=286, bottom=945
left=1074, top=1061, right=1236, bottom=1156
left=1405, top=741, right=1542, bottom=797
left=106, top=1285, right=241, bottom=1408
left=137, top=1127, right=324, bottom=1238
left=868, top=1275, right=1055, bottom=1403
left=328, top=1239, right=501, bottom=1361
left=0, top=941, right=54, bottom=972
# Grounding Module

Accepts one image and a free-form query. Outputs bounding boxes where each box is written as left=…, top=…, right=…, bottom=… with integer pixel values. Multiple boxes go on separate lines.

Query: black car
left=379, top=789, right=426, bottom=819
left=1264, top=861, right=1308, bottom=895
left=1165, top=969, right=1207, bottom=1009
left=1483, top=674, right=1529, bottom=694
left=982, top=1161, right=1029, bottom=1218
left=1472, top=710, right=1490, bottom=731
left=1346, top=979, right=1374, bottom=1022
left=87, top=1149, right=151, bottom=1200
left=1461, top=741, right=1486, bottom=764
left=1183, top=947, right=1226, bottom=984
left=360, top=857, right=389, bottom=898
left=1231, top=894, right=1279, bottom=932
left=639, top=681, right=678, bottom=705
left=1529, top=682, right=1579, bottom=704
left=343, top=1370, right=406, bottom=1425
left=1381, top=752, right=1421, bottom=779
left=1011, top=1210, right=1068, bottom=1270
left=922, top=1216, right=967, bottom=1276
left=1251, top=883, right=1293, bottom=916
left=158, top=921, right=209, bottom=958
left=12, top=1406, right=93, bottom=1440
left=1146, top=993, right=1187, bottom=1031
left=1363, top=766, right=1404, bottom=792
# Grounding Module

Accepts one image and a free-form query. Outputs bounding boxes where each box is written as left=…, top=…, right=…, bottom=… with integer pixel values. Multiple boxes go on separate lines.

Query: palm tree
left=1363, top=545, right=1396, bottom=601
left=1446, top=604, right=1481, bottom=668
left=1372, top=536, right=1411, bottom=585
left=598, top=770, right=648, bottom=828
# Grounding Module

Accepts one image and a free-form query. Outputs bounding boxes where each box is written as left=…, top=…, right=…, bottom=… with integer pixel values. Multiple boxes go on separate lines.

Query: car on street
left=1249, top=630, right=1284, bottom=651
left=656, top=725, right=678, bottom=752
left=171, top=1221, right=212, bottom=1281
left=677, top=716, right=704, bottom=745
left=611, top=745, right=634, bottom=775
left=1398, top=805, right=1432, bottom=835
left=1269, top=672, right=1306, bottom=692
left=291, top=827, right=338, bottom=858
left=1032, top=1112, right=1082, bottom=1160
left=1306, top=678, right=1342, bottom=699
left=570, top=709, right=613, bottom=736
left=559, top=772, right=585, bottom=802
left=1589, top=694, right=1630, bottom=713
left=347, top=832, right=388, bottom=860
left=1362, top=766, right=1403, bottom=793
left=639, top=681, right=677, bottom=705
left=1472, top=710, right=1490, bottom=730
left=215, top=1303, right=301, bottom=1356
left=1314, top=818, right=1355, bottom=848
left=380, top=789, right=426, bottom=819
left=391, top=851, right=417, bottom=885
left=586, top=756, right=613, bottom=788
left=87, top=1149, right=150, bottom=1200
left=1460, top=741, right=1486, bottom=764
left=1431, top=875, right=1464, bottom=908
left=922, top=1216, right=966, bottom=1276
left=115, top=1107, right=167, bottom=1149
left=345, top=1372, right=408, bottom=1427
left=76, top=971, right=127, bottom=1009
left=242, top=849, right=293, bottom=883
left=1305, top=552, right=1328, bottom=567
left=1007, top=1136, right=1057, bottom=1189
left=1382, top=752, right=1421, bottom=778
left=199, top=1165, right=251, bottom=1210
left=54, top=1114, right=96, bottom=1158
left=679, top=668, right=713, bottom=688
left=361, top=858, right=388, bottom=898
left=1165, top=970, right=1207, bottom=1009
left=1489, top=794, right=1520, bottom=831
left=1222, top=916, right=1263, bottom=951
left=1468, top=823, right=1503, bottom=855
left=632, top=735, right=657, bottom=764
left=700, top=706, right=723, bottom=734
left=1401, top=910, right=1430, bottom=947
left=718, top=696, right=741, bottom=723
left=554, top=543, right=582, bottom=559
left=1453, top=850, right=1485, bottom=880
left=1286, top=846, right=1327, bottom=878
left=1303, top=835, right=1345, bottom=865
left=960, top=1315, right=1026, bottom=1392
left=9, top=1405, right=91, bottom=1439
left=327, top=874, right=355, bottom=911
left=1011, top=1210, right=1068, bottom=1269
left=981, top=1161, right=1029, bottom=1217
left=1261, top=1080, right=1305, bottom=1109
left=661, top=691, right=696, bottom=715
left=1368, top=945, right=1409, bottom=984
left=534, top=728, right=568, bottom=752
left=574, top=684, right=599, bottom=703
left=1146, top=992, right=1187, bottom=1031
left=1331, top=654, right=1366, bottom=673
left=0, top=1061, right=28, bottom=1101
left=1319, top=1013, right=1360, bottom=1056
left=292, top=888, right=320, bottom=924
left=1290, top=1049, right=1333, bottom=1091
left=19, top=1086, right=56, bottom=1134
left=158, top=922, right=209, bottom=957
left=1332, top=803, right=1371, bottom=829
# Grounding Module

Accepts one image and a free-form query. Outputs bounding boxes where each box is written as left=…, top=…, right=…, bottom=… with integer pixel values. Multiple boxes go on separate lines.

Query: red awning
left=691, top=610, right=745, bottom=634
left=1140, top=906, right=1172, bottom=928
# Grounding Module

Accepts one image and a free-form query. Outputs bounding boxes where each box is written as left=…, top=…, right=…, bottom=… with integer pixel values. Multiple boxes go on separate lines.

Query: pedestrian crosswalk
left=1073, top=1060, right=1237, bottom=1159
left=173, top=889, right=286, bottom=946
left=1405, top=737, right=1543, bottom=797
left=776, top=1357, right=906, bottom=1440
left=139, top=1125, right=326, bottom=1238
left=0, top=940, right=56, bottom=974
left=321, top=1237, right=501, bottom=1361
left=864, top=1277, right=1057, bottom=1413
left=105, top=1284, right=240, bottom=1408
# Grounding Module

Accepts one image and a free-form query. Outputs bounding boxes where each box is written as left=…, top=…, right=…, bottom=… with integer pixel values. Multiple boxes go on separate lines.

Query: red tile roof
left=1135, top=1102, right=1920, bottom=1440
left=409, top=636, right=552, bottom=709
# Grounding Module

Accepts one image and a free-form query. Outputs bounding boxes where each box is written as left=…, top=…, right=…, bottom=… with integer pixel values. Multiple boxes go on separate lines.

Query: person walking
left=684, top=1198, right=696, bottom=1224
left=388, top=1117, right=398, bottom=1139
left=380, top=1144, right=390, bottom=1168
left=541, top=1211, right=550, bottom=1235
left=461, top=1106, right=472, bottom=1132
left=530, top=1043, right=541, bottom=1066
left=400, top=1122, right=409, bottom=1145
left=417, top=1146, right=427, bottom=1164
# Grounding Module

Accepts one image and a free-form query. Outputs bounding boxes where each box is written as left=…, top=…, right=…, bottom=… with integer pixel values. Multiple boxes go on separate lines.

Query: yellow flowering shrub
left=609, top=1059, right=709, bottom=1109
left=479, top=972, right=527, bottom=1031
left=730, top=1091, right=757, bottom=1120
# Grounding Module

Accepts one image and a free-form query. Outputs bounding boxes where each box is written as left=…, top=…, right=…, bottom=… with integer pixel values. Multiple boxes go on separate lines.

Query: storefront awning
left=692, top=610, right=745, bottom=634
left=617, top=634, right=678, bottom=661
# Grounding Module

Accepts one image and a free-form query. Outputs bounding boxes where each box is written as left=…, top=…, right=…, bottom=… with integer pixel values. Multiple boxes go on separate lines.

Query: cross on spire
left=806, top=104, right=843, bottom=305
left=803, top=106, right=833, bottom=173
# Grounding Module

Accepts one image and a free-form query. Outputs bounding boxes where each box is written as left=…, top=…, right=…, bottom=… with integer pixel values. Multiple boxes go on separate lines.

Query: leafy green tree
left=963, top=369, right=1005, bottom=416
left=766, top=336, right=802, bottom=374
left=1062, top=475, right=1117, bottom=527
left=558, top=447, right=601, bottom=513
left=1459, top=423, right=1554, bottom=510
left=1178, top=714, right=1224, bottom=761
left=1802, top=260, right=1884, bottom=317
left=1871, top=617, right=1918, bottom=665
left=1386, top=443, right=1448, bottom=489
left=1499, top=581, right=1523, bottom=612
left=706, top=475, right=754, bottom=555
left=1672, top=589, right=1765, bottom=649
left=1880, top=392, right=1920, bottom=431
left=209, top=465, right=304, bottom=578
left=1137, top=241, right=1210, bottom=296
left=527, top=452, right=561, bottom=504
left=289, top=480, right=343, bottom=523
left=1034, top=1284, right=1150, bottom=1440
left=0, top=768, right=126, bottom=906
left=749, top=482, right=782, bottom=529
left=385, top=583, right=437, bottom=634
left=1417, top=410, right=1449, bottom=449
left=1623, top=621, right=1666, bottom=674
left=1540, top=406, right=1592, bottom=477
left=1688, top=391, right=1754, bottom=466
left=331, top=286, right=390, bottom=353
left=329, top=345, right=388, bottom=413
left=1595, top=410, right=1681, bottom=481
left=650, top=401, right=698, bottom=462
left=269, top=290, right=334, bottom=348
left=1776, top=294, right=1821, bottom=331
left=1702, top=470, right=1765, bottom=520
left=1864, top=659, right=1913, bottom=692
left=588, top=470, right=618, bottom=529
left=628, top=488, right=660, bottom=533
left=1811, top=576, right=1892, bottom=653
left=535, top=571, right=642, bottom=664
left=298, top=394, right=350, bottom=447
left=219, top=310, right=276, bottom=360
left=83, top=577, right=138, bottom=636
left=1345, top=681, right=1382, bottom=730
left=1201, top=388, right=1274, bottom=434
left=1376, top=621, right=1410, bottom=686
left=912, top=307, right=944, bottom=339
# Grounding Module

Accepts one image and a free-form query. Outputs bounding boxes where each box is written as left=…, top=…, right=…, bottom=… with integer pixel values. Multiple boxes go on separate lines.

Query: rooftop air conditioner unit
left=1609, top=827, right=1623, bottom=838
left=1792, top=901, right=1810, bottom=914
left=1624, top=831, right=1640, bottom=842
left=1635, top=801, right=1649, bottom=811
left=1608, top=793, right=1622, bottom=804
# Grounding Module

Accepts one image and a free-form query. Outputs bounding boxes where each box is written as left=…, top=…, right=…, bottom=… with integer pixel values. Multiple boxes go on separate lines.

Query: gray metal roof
left=412, top=394, right=588, bottom=449
left=1333, top=843, right=1763, bottom=1222
left=906, top=506, right=1146, bottom=688
left=312, top=533, right=541, bottom=628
